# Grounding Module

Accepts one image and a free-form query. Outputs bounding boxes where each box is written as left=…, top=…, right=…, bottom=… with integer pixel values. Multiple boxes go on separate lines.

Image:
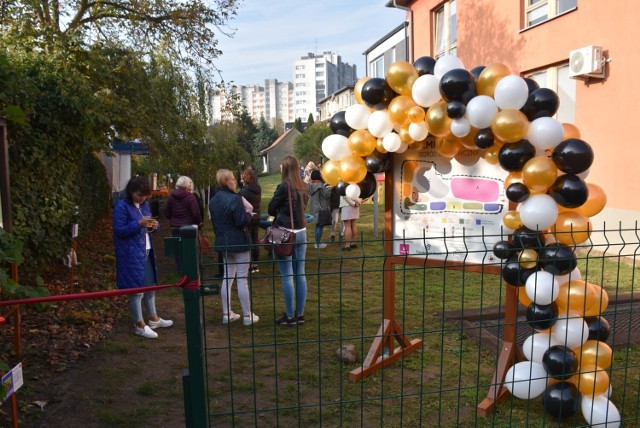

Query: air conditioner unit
left=569, top=45, right=605, bottom=78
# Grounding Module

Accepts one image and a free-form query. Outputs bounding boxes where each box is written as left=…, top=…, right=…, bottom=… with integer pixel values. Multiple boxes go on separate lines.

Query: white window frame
left=524, top=0, right=577, bottom=28
left=434, top=0, right=457, bottom=58
left=370, top=56, right=384, bottom=78
left=526, top=63, right=576, bottom=124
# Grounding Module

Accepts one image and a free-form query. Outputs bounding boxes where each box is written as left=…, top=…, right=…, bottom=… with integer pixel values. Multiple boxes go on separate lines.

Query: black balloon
left=502, top=258, right=536, bottom=286
left=498, top=139, right=536, bottom=171
left=538, top=243, right=577, bottom=275
left=521, top=88, right=560, bottom=121
left=512, top=227, right=546, bottom=249
left=365, top=152, right=392, bottom=173
left=413, top=56, right=436, bottom=76
left=446, top=100, right=466, bottom=119
left=335, top=180, right=347, bottom=197
left=526, top=302, right=559, bottom=330
left=542, top=382, right=580, bottom=419
left=506, top=182, right=530, bottom=203
left=329, top=111, right=354, bottom=137
left=586, top=316, right=611, bottom=342
left=439, top=68, right=477, bottom=104
left=543, top=345, right=578, bottom=380
left=549, top=174, right=589, bottom=208
left=493, top=240, right=515, bottom=259
left=469, top=65, right=486, bottom=80
left=475, top=128, right=495, bottom=149
left=360, top=78, right=396, bottom=110
left=523, top=77, right=540, bottom=94
left=358, top=172, right=378, bottom=199
left=552, top=138, right=594, bottom=174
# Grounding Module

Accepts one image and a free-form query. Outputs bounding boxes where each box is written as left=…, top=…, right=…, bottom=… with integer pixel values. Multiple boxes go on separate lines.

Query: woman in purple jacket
left=113, top=176, right=173, bottom=339
left=164, top=175, right=203, bottom=273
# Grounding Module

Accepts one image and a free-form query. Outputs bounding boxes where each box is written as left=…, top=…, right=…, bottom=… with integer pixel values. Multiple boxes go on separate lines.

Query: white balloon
left=554, top=267, right=582, bottom=286
left=522, top=332, right=560, bottom=363
left=345, top=184, right=361, bottom=200
left=409, top=121, right=429, bottom=141
left=526, top=271, right=559, bottom=305
left=494, top=75, right=530, bottom=110
left=581, top=395, right=621, bottom=427
left=382, top=132, right=402, bottom=152
left=321, top=134, right=351, bottom=161
left=519, top=194, right=559, bottom=230
left=552, top=313, right=589, bottom=348
left=451, top=117, right=471, bottom=138
left=368, top=110, right=394, bottom=138
left=345, top=104, right=371, bottom=130
left=527, top=117, right=565, bottom=151
left=411, top=74, right=441, bottom=107
left=504, top=361, right=548, bottom=399
left=434, top=54, right=465, bottom=79
left=466, top=95, right=499, bottom=129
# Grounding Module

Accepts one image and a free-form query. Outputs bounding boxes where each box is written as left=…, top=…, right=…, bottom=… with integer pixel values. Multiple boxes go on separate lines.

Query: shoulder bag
left=261, top=183, right=296, bottom=257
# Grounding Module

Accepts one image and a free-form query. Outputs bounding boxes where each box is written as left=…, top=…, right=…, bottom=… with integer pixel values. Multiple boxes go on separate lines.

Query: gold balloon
left=555, top=280, right=598, bottom=315
left=484, top=144, right=500, bottom=165
left=504, top=171, right=524, bottom=188
left=575, top=340, right=613, bottom=369
left=563, top=123, right=581, bottom=139
left=553, top=211, right=592, bottom=245
left=436, top=135, right=461, bottom=158
left=458, top=127, right=480, bottom=149
left=575, top=183, right=607, bottom=217
left=491, top=109, right=530, bottom=143
left=347, top=129, right=377, bottom=157
left=522, top=156, right=558, bottom=192
left=518, top=287, right=533, bottom=307
left=584, top=284, right=609, bottom=317
left=476, top=63, right=512, bottom=97
left=503, top=210, right=523, bottom=230
left=573, top=365, right=610, bottom=396
left=399, top=126, right=414, bottom=144
left=519, top=249, right=538, bottom=269
left=388, top=95, right=417, bottom=126
left=354, top=77, right=370, bottom=105
left=321, top=160, right=341, bottom=186
left=376, top=137, right=388, bottom=154
left=408, top=105, right=426, bottom=123
left=386, top=61, right=419, bottom=96
left=339, top=155, right=367, bottom=184
left=426, top=101, right=452, bottom=137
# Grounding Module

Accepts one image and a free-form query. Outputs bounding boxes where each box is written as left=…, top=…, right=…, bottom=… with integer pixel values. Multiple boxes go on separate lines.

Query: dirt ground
left=1, top=212, right=194, bottom=427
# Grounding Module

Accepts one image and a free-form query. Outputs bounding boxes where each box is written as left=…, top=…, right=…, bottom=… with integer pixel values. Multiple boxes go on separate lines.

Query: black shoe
left=350, top=244, right=358, bottom=249
left=296, top=315, right=305, bottom=325
left=276, top=314, right=297, bottom=327
left=330, top=235, right=335, bottom=242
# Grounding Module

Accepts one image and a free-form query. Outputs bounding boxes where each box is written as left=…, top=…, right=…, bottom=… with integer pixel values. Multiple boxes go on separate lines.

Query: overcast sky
left=214, top=1, right=407, bottom=86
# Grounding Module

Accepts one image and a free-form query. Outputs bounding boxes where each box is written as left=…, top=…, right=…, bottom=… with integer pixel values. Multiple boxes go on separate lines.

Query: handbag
left=198, top=233, right=211, bottom=255
left=261, top=182, right=296, bottom=257
left=317, top=208, right=332, bottom=226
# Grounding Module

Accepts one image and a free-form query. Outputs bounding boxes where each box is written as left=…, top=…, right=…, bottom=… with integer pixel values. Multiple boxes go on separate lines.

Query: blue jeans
left=129, top=255, right=157, bottom=323
left=276, top=229, right=308, bottom=318
left=315, top=223, right=324, bottom=245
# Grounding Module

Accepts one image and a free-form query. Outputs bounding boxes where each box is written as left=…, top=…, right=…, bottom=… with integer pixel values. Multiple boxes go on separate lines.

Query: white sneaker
left=314, top=243, right=327, bottom=249
left=135, top=325, right=158, bottom=339
left=148, top=318, right=173, bottom=329
left=243, top=313, right=260, bottom=326
left=222, top=311, right=241, bottom=324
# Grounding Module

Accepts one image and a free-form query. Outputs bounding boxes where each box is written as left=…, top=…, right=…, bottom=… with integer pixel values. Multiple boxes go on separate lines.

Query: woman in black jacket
left=267, top=156, right=309, bottom=327
left=239, top=169, right=262, bottom=273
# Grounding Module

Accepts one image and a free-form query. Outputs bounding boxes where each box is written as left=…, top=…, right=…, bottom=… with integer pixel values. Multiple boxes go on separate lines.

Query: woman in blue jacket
left=210, top=169, right=259, bottom=326
left=113, top=176, right=173, bottom=339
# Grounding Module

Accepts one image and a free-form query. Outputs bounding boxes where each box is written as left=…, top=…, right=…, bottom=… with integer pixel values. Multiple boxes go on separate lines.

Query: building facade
left=388, top=0, right=639, bottom=226
left=364, top=22, right=409, bottom=79
left=319, top=86, right=356, bottom=122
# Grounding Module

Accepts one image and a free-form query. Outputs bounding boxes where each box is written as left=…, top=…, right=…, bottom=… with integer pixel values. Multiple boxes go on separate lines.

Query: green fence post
left=169, top=225, right=208, bottom=427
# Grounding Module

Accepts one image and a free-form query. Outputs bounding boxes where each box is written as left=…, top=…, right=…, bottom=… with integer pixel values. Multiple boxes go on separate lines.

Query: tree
left=294, top=122, right=331, bottom=164
left=307, top=113, right=315, bottom=128
left=253, top=116, right=279, bottom=154
left=293, top=117, right=303, bottom=132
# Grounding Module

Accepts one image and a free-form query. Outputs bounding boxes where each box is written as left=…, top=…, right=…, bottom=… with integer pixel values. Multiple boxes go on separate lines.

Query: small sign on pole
left=1, top=363, right=24, bottom=403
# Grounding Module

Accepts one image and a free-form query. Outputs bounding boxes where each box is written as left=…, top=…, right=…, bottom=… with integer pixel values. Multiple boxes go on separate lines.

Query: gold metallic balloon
left=354, top=77, right=371, bottom=105
left=575, top=183, right=607, bottom=217
left=518, top=249, right=539, bottom=269
left=483, top=144, right=500, bottom=165
left=553, top=211, right=592, bottom=245
left=583, top=284, right=609, bottom=317
left=398, top=126, right=414, bottom=144
left=386, top=61, right=419, bottom=96
left=575, top=340, right=613, bottom=369
left=518, top=287, right=533, bottom=307
left=555, top=279, right=598, bottom=315
left=491, top=109, right=530, bottom=143
left=347, top=129, right=377, bottom=157
left=573, top=365, right=610, bottom=396
left=562, top=123, right=581, bottom=139
left=408, top=105, right=426, bottom=123
left=503, top=210, right=523, bottom=230
left=505, top=171, right=524, bottom=188
left=388, top=95, right=417, bottom=126
left=436, top=135, right=461, bottom=158
left=376, top=137, right=388, bottom=154
left=458, top=127, right=480, bottom=149
left=476, top=63, right=512, bottom=97
left=522, top=156, right=558, bottom=192
left=426, top=101, right=452, bottom=137
left=339, top=155, right=367, bottom=184
left=321, top=160, right=341, bottom=186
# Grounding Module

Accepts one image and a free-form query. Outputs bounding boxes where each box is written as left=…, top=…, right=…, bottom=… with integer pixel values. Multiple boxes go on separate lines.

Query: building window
left=370, top=56, right=384, bottom=78
left=295, top=83, right=306, bottom=87
left=525, top=0, right=577, bottom=28
left=527, top=64, right=576, bottom=123
left=295, top=65, right=304, bottom=70
left=434, top=0, right=457, bottom=58
left=316, top=72, right=324, bottom=77
left=295, top=74, right=305, bottom=79
left=295, top=91, right=306, bottom=96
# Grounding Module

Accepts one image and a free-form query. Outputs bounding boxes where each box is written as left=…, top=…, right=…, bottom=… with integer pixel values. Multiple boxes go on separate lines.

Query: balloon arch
left=321, top=56, right=618, bottom=426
